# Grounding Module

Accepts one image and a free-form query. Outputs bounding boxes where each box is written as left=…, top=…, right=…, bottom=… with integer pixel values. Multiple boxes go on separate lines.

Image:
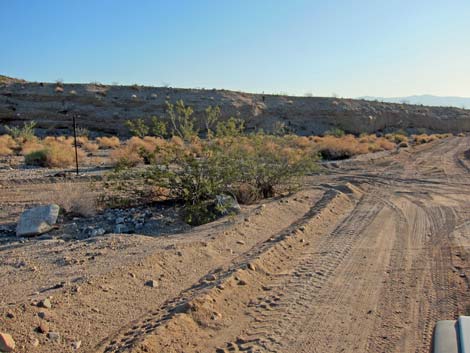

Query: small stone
left=38, top=311, right=47, bottom=319
left=72, top=340, right=82, bottom=350
left=236, top=240, right=245, bottom=245
left=238, top=279, right=247, bottom=286
left=217, top=284, right=225, bottom=290
left=6, top=311, right=14, bottom=319
left=206, top=274, right=217, bottom=281
left=0, top=333, right=16, bottom=352
left=145, top=280, right=158, bottom=288
left=129, top=272, right=136, bottom=278
left=47, top=332, right=60, bottom=341
left=37, top=322, right=49, bottom=334
left=31, top=338, right=40, bottom=347
left=38, top=298, right=52, bottom=309
left=115, top=217, right=125, bottom=224
left=247, top=263, right=256, bottom=271
left=299, top=226, right=306, bottom=232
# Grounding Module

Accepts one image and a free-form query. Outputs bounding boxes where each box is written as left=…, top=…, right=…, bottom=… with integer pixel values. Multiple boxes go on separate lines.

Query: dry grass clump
left=0, top=134, right=17, bottom=156
left=314, top=134, right=396, bottom=160
left=24, top=140, right=85, bottom=168
left=385, top=133, right=408, bottom=144
left=21, top=139, right=44, bottom=155
left=411, top=133, right=452, bottom=145
left=97, top=136, right=120, bottom=149
left=82, top=141, right=99, bottom=152
left=110, top=143, right=143, bottom=168
left=46, top=182, right=98, bottom=217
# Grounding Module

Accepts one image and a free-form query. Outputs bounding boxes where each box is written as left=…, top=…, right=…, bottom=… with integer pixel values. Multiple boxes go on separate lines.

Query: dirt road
left=2, top=137, right=470, bottom=353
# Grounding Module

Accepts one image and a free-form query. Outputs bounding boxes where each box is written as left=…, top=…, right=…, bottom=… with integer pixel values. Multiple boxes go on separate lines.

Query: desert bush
left=96, top=136, right=120, bottom=149
left=150, top=116, right=168, bottom=138
left=0, top=135, right=17, bottom=156
left=5, top=121, right=37, bottom=142
left=83, top=141, right=99, bottom=152
left=21, top=140, right=44, bottom=155
left=216, top=117, right=245, bottom=138
left=104, top=134, right=318, bottom=225
left=204, top=105, right=221, bottom=138
left=24, top=141, right=84, bottom=168
left=125, top=118, right=149, bottom=138
left=110, top=143, right=143, bottom=169
left=46, top=182, right=98, bottom=217
left=324, top=127, right=345, bottom=137
left=167, top=100, right=198, bottom=141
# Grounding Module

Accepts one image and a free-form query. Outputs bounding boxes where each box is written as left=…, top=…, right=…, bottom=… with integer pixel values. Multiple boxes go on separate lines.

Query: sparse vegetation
left=5, top=121, right=37, bottom=142
left=96, top=136, right=120, bottom=149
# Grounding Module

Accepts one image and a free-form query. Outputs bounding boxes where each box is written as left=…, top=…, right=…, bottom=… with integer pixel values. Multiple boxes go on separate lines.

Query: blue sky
left=1, top=0, right=469, bottom=97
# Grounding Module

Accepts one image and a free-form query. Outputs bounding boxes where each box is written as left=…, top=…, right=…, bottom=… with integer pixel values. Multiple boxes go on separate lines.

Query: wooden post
left=72, top=114, right=79, bottom=175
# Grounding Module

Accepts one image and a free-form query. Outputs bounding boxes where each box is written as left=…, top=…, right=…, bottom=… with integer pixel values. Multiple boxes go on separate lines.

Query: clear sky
left=1, top=0, right=469, bottom=98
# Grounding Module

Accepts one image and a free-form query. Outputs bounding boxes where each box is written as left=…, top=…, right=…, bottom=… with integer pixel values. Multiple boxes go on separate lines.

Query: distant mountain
left=359, top=95, right=470, bottom=109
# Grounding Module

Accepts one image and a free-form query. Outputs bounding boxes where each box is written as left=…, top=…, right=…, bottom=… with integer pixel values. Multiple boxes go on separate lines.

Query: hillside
left=361, top=94, right=470, bottom=109
left=2, top=80, right=470, bottom=136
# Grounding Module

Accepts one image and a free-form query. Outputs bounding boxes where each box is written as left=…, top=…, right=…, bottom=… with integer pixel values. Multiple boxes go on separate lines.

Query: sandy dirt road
left=1, top=137, right=470, bottom=353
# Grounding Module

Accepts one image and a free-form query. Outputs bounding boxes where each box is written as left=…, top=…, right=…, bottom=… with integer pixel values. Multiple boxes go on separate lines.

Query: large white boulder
left=16, top=204, right=60, bottom=237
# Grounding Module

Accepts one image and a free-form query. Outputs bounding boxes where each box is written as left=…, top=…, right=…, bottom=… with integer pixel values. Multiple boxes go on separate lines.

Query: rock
left=6, top=311, right=14, bottom=319
left=0, top=333, right=15, bottom=352
left=47, top=332, right=60, bottom=341
left=38, top=298, right=52, bottom=309
left=216, top=195, right=241, bottom=215
left=31, top=338, right=40, bottom=347
left=115, top=217, right=125, bottom=224
left=206, top=274, right=217, bottom=281
left=16, top=204, right=60, bottom=237
left=38, top=311, right=47, bottom=319
left=247, top=263, right=256, bottom=271
left=72, top=340, right=82, bottom=350
left=145, top=280, right=158, bottom=288
left=114, top=224, right=130, bottom=234
left=37, top=322, right=49, bottom=334
left=238, top=279, right=247, bottom=285
left=236, top=240, right=245, bottom=245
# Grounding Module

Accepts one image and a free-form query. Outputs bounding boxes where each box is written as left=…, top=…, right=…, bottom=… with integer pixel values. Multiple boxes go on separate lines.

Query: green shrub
left=167, top=99, right=198, bottom=141
left=216, top=117, right=245, bottom=138
left=150, top=116, right=167, bottom=138
left=5, top=121, right=37, bottom=142
left=24, top=149, right=48, bottom=166
left=324, top=127, right=345, bottom=137
left=125, top=118, right=149, bottom=138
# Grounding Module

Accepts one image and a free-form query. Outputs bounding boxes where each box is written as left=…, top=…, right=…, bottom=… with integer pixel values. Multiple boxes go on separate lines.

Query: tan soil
left=1, top=136, right=470, bottom=353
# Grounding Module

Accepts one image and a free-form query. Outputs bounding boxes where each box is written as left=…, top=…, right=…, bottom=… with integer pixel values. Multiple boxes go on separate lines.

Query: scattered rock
left=114, top=224, right=130, bottom=234
left=206, top=274, right=217, bottom=281
left=299, top=226, right=306, bottom=232
left=38, top=298, right=52, bottom=309
left=72, top=340, right=82, bottom=350
left=37, top=322, right=49, bottom=334
left=16, top=204, right=60, bottom=237
left=6, top=311, right=14, bottom=319
left=0, top=332, right=15, bottom=352
left=47, top=332, right=60, bottom=342
left=38, top=311, right=47, bottom=319
left=145, top=280, right=158, bottom=288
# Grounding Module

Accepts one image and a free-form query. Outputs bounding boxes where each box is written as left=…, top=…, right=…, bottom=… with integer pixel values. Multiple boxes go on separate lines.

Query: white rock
left=16, top=204, right=60, bottom=237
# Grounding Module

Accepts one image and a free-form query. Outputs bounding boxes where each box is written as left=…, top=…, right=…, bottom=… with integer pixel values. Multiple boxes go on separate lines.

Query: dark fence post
left=72, top=114, right=79, bottom=175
